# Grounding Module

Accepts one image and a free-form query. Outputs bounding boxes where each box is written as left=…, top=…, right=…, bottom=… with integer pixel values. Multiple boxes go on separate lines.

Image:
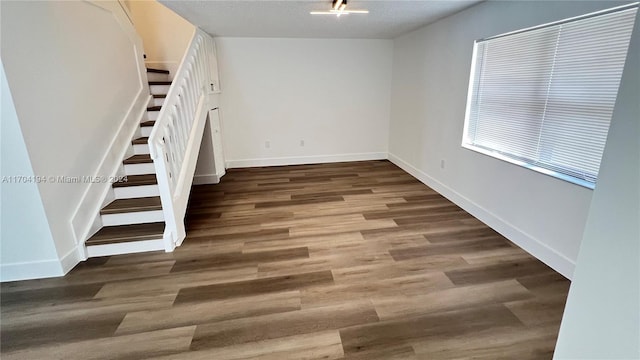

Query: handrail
left=148, top=28, right=217, bottom=251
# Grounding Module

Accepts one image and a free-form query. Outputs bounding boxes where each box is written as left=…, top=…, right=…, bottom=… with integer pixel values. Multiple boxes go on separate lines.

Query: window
left=462, top=4, right=637, bottom=189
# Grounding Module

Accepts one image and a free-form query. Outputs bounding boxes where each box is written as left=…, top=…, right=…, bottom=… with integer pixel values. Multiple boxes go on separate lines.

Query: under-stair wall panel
left=194, top=107, right=226, bottom=185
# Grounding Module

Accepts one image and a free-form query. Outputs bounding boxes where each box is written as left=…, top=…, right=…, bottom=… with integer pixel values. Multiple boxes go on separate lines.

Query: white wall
left=126, top=0, right=224, bottom=182
left=554, top=8, right=640, bottom=358
left=217, top=37, right=393, bottom=167
left=1, top=1, right=149, bottom=278
left=387, top=1, right=631, bottom=279
left=1, top=62, right=62, bottom=281
left=126, top=0, right=195, bottom=76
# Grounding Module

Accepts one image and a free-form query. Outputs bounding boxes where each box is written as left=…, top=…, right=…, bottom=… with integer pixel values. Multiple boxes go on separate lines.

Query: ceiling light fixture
left=310, top=0, right=369, bottom=17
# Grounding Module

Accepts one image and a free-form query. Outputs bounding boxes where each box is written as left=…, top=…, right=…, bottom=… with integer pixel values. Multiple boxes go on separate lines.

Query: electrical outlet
left=265, top=140, right=270, bottom=149
left=440, top=159, right=445, bottom=169
left=300, top=140, right=305, bottom=147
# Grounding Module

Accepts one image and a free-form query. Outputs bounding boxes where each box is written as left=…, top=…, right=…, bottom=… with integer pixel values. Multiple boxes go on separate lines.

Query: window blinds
left=463, top=5, right=637, bottom=188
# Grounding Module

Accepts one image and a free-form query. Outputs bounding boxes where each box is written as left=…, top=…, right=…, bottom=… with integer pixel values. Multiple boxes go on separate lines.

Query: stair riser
left=86, top=239, right=165, bottom=257
left=152, top=98, right=165, bottom=107
left=141, top=126, right=153, bottom=137
left=150, top=84, right=170, bottom=95
left=124, top=163, right=155, bottom=176
left=114, top=184, right=159, bottom=199
left=133, top=143, right=150, bottom=155
left=101, top=210, right=164, bottom=226
left=147, top=110, right=159, bottom=121
left=147, top=72, right=170, bottom=82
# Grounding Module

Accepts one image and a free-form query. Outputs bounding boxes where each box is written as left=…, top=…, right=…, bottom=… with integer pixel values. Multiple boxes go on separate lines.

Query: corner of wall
left=1, top=60, right=64, bottom=282
left=554, top=9, right=640, bottom=356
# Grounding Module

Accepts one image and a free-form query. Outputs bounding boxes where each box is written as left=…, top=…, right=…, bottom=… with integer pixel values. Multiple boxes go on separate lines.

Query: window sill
left=461, top=143, right=596, bottom=190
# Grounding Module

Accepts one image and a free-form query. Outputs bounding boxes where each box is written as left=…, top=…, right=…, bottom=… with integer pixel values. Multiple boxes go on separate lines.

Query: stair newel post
left=206, top=36, right=219, bottom=93
left=149, top=137, right=179, bottom=252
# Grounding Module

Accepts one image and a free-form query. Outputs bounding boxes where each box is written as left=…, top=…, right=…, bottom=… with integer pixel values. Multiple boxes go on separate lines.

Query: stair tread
left=112, top=174, right=157, bottom=188
left=86, top=222, right=165, bottom=246
left=152, top=94, right=167, bottom=98
left=132, top=137, right=149, bottom=145
left=101, top=197, right=162, bottom=215
left=146, top=68, right=170, bottom=74
left=149, top=81, right=171, bottom=85
left=141, top=120, right=155, bottom=127
left=123, top=154, right=152, bottom=164
left=147, top=106, right=162, bottom=111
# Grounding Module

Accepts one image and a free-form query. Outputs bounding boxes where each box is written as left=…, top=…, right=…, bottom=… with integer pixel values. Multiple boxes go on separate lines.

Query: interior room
left=1, top=0, right=638, bottom=358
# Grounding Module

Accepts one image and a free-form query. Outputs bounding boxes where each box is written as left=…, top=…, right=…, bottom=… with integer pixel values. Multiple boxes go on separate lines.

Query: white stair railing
left=148, top=29, right=218, bottom=251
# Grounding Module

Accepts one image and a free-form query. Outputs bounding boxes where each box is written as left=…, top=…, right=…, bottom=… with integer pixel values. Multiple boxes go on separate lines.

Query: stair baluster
left=148, top=30, right=219, bottom=251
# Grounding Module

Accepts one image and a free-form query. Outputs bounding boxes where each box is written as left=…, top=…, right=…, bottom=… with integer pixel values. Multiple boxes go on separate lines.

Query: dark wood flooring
left=0, top=160, right=570, bottom=359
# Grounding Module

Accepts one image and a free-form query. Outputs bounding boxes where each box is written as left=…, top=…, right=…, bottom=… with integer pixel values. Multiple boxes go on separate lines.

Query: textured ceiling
left=159, top=1, right=483, bottom=39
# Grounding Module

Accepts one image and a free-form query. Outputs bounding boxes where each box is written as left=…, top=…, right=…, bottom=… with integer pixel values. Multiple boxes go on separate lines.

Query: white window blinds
left=463, top=4, right=637, bottom=188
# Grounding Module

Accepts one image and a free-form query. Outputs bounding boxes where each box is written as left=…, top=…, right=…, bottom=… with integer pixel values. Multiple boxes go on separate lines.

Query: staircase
left=84, top=68, right=173, bottom=257
left=81, top=29, right=220, bottom=258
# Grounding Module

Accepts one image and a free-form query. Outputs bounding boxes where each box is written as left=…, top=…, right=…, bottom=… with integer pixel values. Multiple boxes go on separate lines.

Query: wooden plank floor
left=0, top=160, right=570, bottom=359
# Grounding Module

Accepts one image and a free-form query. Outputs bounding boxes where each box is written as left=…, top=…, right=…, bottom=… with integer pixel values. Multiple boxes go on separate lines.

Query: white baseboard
left=225, top=152, right=388, bottom=169
left=60, top=246, right=83, bottom=274
left=1, top=245, right=84, bottom=281
left=193, top=174, right=220, bottom=185
left=388, top=153, right=575, bottom=280
left=1, top=259, right=64, bottom=282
